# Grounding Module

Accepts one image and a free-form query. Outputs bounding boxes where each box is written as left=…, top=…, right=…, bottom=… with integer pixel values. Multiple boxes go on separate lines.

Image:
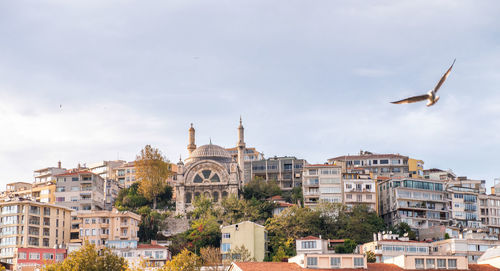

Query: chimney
left=58, top=161, right=61, bottom=169
left=151, top=240, right=157, bottom=245
left=373, top=233, right=377, bottom=241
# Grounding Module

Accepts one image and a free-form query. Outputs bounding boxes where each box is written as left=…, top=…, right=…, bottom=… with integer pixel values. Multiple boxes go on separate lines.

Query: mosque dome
left=188, top=143, right=232, bottom=163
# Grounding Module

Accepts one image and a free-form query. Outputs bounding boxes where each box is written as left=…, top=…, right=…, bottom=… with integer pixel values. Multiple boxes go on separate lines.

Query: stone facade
left=175, top=120, right=245, bottom=215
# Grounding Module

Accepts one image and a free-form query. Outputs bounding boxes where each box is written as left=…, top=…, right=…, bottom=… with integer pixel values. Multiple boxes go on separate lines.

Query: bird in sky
left=391, top=59, right=456, bottom=107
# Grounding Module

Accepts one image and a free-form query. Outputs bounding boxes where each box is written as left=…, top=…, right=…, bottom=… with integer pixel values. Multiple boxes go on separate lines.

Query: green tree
left=114, top=183, right=149, bottom=211
left=334, top=239, right=357, bottom=254
left=444, top=233, right=450, bottom=240
left=265, top=206, right=325, bottom=258
left=190, top=195, right=220, bottom=219
left=242, top=177, right=281, bottom=201
left=220, top=195, right=275, bottom=225
left=394, top=222, right=417, bottom=240
left=43, top=242, right=127, bottom=271
left=272, top=246, right=287, bottom=262
left=366, top=251, right=376, bottom=263
left=186, top=216, right=221, bottom=254
left=136, top=145, right=172, bottom=209
left=161, top=249, right=201, bottom=271
left=137, top=207, right=168, bottom=242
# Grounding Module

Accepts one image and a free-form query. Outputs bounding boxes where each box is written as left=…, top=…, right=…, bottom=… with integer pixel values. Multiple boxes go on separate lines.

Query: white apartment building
left=343, top=169, right=377, bottom=211
left=302, top=164, right=342, bottom=207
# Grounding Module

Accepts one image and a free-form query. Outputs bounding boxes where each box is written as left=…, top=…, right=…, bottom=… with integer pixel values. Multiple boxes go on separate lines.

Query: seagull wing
left=433, top=59, right=455, bottom=94
left=391, top=94, right=429, bottom=104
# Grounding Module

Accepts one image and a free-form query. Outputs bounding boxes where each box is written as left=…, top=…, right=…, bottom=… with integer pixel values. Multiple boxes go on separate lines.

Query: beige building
left=289, top=253, right=367, bottom=269
left=385, top=255, right=468, bottom=270
left=361, top=232, right=431, bottom=263
left=77, top=209, right=140, bottom=248
left=4, top=182, right=32, bottom=199
left=221, top=221, right=267, bottom=262
left=31, top=181, right=56, bottom=204
left=0, top=201, right=71, bottom=264
left=302, top=164, right=342, bottom=207
left=226, top=147, right=264, bottom=162
left=431, top=232, right=500, bottom=263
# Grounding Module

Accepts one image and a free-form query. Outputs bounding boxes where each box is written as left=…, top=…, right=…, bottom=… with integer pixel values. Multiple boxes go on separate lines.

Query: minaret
left=237, top=117, right=246, bottom=171
left=187, top=123, right=196, bottom=155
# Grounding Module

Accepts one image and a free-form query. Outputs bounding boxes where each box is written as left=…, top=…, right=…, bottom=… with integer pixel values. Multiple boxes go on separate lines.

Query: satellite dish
left=389, top=231, right=392, bottom=234
left=404, top=233, right=409, bottom=237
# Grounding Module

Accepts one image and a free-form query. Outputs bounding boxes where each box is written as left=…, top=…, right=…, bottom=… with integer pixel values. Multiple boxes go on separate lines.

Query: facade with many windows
left=303, top=164, right=342, bottom=207
left=244, top=156, right=306, bottom=190
left=76, top=209, right=140, bottom=248
left=343, top=169, right=377, bottom=212
left=378, top=178, right=448, bottom=229
left=0, top=201, right=71, bottom=265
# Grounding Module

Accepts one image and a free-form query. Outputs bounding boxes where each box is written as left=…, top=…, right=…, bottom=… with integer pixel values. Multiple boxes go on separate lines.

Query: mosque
left=174, top=119, right=246, bottom=214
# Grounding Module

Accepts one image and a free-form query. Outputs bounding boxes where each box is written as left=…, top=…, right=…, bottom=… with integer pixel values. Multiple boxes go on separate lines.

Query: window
left=426, top=259, right=435, bottom=268
left=415, top=258, right=424, bottom=269
left=354, top=257, right=364, bottom=267
left=43, top=253, right=54, bottom=260
left=307, top=257, right=318, bottom=267
left=301, top=241, right=317, bottom=249
left=448, top=259, right=457, bottom=269
left=380, top=160, right=389, bottom=164
left=221, top=243, right=231, bottom=253
left=366, top=195, right=372, bottom=200
left=331, top=257, right=340, bottom=267
left=29, top=253, right=40, bottom=260
left=347, top=194, right=352, bottom=199
left=18, top=252, right=26, bottom=259
left=438, top=259, right=447, bottom=268
left=222, top=233, right=230, bottom=239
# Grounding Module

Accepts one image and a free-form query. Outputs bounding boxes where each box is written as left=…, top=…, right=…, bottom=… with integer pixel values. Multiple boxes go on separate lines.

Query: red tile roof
left=232, top=262, right=303, bottom=271
left=268, top=195, right=285, bottom=201
left=231, top=262, right=500, bottom=271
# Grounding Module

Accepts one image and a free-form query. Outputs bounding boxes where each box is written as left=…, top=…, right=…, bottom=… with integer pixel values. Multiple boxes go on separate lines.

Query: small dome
left=188, top=144, right=232, bottom=163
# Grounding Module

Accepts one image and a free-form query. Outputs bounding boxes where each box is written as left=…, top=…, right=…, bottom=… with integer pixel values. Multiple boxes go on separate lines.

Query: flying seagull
left=391, top=59, right=456, bottom=107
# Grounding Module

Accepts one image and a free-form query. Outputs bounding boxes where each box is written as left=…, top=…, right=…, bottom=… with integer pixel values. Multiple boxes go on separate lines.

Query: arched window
left=185, top=192, right=192, bottom=204
left=213, top=192, right=219, bottom=202
left=222, top=191, right=228, bottom=199
left=210, top=174, right=220, bottom=182
left=194, top=192, right=200, bottom=199
left=194, top=174, right=203, bottom=183
left=203, top=191, right=210, bottom=198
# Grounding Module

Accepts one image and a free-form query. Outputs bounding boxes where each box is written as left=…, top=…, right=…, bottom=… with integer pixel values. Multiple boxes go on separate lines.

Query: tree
left=190, top=195, right=220, bottom=219
left=444, top=233, right=450, bottom=240
left=272, top=246, right=287, bottom=262
left=200, top=247, right=228, bottom=271
left=136, top=145, right=172, bottom=209
left=394, top=222, right=417, bottom=240
left=366, top=251, right=376, bottom=263
left=161, top=249, right=201, bottom=271
left=137, top=207, right=168, bottom=242
left=0, top=265, right=5, bottom=271
left=227, top=245, right=255, bottom=262
left=114, top=182, right=149, bottom=211
left=334, top=239, right=357, bottom=254
left=220, top=195, right=275, bottom=225
left=242, top=177, right=281, bottom=201
left=186, top=216, right=221, bottom=254
left=43, top=242, right=127, bottom=271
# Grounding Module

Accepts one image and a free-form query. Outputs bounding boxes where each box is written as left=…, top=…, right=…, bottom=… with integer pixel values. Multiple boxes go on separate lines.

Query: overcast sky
left=1, top=1, right=500, bottom=189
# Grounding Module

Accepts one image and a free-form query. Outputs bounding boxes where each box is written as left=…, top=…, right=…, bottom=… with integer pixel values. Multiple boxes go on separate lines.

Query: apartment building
left=226, top=147, right=264, bottom=162
left=362, top=232, right=431, bottom=262
left=33, top=163, right=67, bottom=184
left=77, top=209, right=140, bottom=248
left=244, top=156, right=306, bottom=190
left=114, top=241, right=171, bottom=271
left=446, top=178, right=485, bottom=229
left=378, top=178, right=448, bottom=229
left=221, top=221, right=268, bottom=262
left=113, top=162, right=137, bottom=188
left=302, top=164, right=342, bottom=207
left=54, top=170, right=105, bottom=212
left=16, top=247, right=67, bottom=271
left=431, top=231, right=500, bottom=263
left=328, top=151, right=418, bottom=178
left=0, top=201, right=71, bottom=265
left=343, top=169, right=377, bottom=211
left=4, top=182, right=32, bottom=199
left=289, top=253, right=367, bottom=269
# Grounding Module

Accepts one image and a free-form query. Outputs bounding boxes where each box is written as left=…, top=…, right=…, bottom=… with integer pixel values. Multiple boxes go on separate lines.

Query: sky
left=1, top=0, right=500, bottom=189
